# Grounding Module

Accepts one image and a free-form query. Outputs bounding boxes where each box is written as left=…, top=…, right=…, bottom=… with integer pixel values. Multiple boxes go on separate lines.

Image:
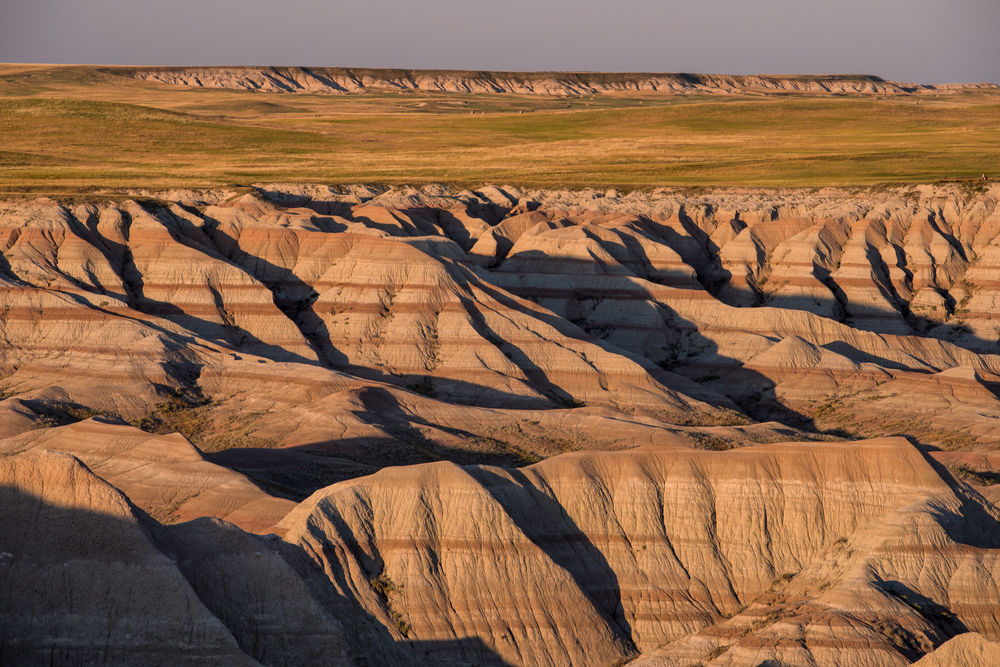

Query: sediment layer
left=129, top=67, right=998, bottom=96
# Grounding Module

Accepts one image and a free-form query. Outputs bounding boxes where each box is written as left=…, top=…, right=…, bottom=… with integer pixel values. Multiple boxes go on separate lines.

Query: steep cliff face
left=5, top=183, right=1000, bottom=666
left=127, top=67, right=997, bottom=97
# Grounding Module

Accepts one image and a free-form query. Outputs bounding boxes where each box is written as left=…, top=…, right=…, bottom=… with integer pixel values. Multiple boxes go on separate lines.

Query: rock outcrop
left=127, top=67, right=998, bottom=97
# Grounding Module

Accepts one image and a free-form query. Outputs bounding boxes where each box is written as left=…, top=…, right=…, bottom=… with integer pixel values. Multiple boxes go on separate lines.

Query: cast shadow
left=0, top=474, right=514, bottom=667
left=467, top=466, right=639, bottom=652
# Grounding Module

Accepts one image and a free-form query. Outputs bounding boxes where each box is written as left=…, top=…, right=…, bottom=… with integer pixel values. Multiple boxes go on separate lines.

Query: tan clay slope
left=630, top=454, right=1000, bottom=667
left=910, top=633, right=1000, bottom=666
left=235, top=183, right=1000, bottom=457
left=412, top=184, right=1000, bottom=449
left=4, top=433, right=996, bottom=667
left=6, top=433, right=998, bottom=667
left=6, top=188, right=1000, bottom=438
left=9, top=186, right=1000, bottom=459
left=0, top=199, right=317, bottom=364
left=0, top=448, right=477, bottom=667
left=0, top=416, right=295, bottom=532
left=13, top=185, right=1000, bottom=667
left=6, top=187, right=1000, bottom=412
left=251, top=182, right=1000, bottom=352
left=462, top=186, right=998, bottom=341
left=127, top=67, right=994, bottom=96
left=0, top=449, right=333, bottom=667
left=0, top=197, right=730, bottom=422
left=206, top=198, right=730, bottom=415
left=0, top=202, right=205, bottom=417
left=278, top=437, right=1000, bottom=667
left=0, top=197, right=327, bottom=437
left=436, top=189, right=1000, bottom=447
left=0, top=194, right=757, bottom=498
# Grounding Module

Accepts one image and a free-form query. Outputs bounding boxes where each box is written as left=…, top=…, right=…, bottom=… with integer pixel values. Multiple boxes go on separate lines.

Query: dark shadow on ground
left=875, top=578, right=968, bottom=662
left=402, top=639, right=516, bottom=667
left=911, top=442, right=1000, bottom=550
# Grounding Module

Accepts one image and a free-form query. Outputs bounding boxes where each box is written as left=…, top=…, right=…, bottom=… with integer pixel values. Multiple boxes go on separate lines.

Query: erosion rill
left=4, top=64, right=1000, bottom=666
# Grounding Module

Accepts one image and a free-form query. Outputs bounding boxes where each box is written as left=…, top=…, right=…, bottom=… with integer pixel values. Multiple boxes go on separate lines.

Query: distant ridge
left=122, top=66, right=998, bottom=96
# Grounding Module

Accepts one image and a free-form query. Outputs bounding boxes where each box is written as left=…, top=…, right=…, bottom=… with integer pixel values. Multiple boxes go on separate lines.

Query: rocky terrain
left=128, top=67, right=998, bottom=97
left=4, top=182, right=1000, bottom=666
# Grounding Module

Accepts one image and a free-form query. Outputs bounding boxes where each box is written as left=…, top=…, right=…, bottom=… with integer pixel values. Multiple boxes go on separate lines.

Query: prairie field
left=1, top=64, right=998, bottom=195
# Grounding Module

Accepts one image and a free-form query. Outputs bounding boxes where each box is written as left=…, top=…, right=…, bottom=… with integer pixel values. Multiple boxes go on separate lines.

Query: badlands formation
left=5, top=182, right=1000, bottom=666
left=129, top=67, right=998, bottom=97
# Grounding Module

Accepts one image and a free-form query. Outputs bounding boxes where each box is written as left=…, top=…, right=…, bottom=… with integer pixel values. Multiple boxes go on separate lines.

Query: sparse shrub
left=34, top=400, right=121, bottom=428
left=406, top=377, right=435, bottom=397
left=874, top=620, right=925, bottom=656
left=924, top=429, right=977, bottom=450
left=949, top=462, right=1000, bottom=486
left=129, top=393, right=212, bottom=442
left=688, top=432, right=734, bottom=451
left=370, top=573, right=411, bottom=637
left=370, top=573, right=396, bottom=598
left=676, top=409, right=753, bottom=428
left=705, top=645, right=730, bottom=660
left=200, top=431, right=278, bottom=453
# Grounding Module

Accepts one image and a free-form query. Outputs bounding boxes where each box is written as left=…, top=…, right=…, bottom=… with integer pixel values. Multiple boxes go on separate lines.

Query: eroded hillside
left=129, top=67, right=997, bottom=96
left=3, top=182, right=1000, bottom=666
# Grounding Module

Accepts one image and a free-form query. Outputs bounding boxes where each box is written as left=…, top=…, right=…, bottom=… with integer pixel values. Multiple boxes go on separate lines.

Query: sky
left=1, top=0, right=998, bottom=84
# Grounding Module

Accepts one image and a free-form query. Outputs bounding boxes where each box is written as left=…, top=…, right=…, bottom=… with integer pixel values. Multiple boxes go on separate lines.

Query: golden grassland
left=1, top=64, right=998, bottom=196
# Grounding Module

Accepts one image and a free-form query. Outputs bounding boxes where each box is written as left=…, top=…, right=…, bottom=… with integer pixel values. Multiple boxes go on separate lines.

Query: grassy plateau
left=1, top=64, right=998, bottom=196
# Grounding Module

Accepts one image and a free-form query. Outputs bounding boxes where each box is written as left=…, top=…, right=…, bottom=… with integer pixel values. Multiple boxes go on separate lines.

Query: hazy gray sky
left=1, top=0, right=998, bottom=84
